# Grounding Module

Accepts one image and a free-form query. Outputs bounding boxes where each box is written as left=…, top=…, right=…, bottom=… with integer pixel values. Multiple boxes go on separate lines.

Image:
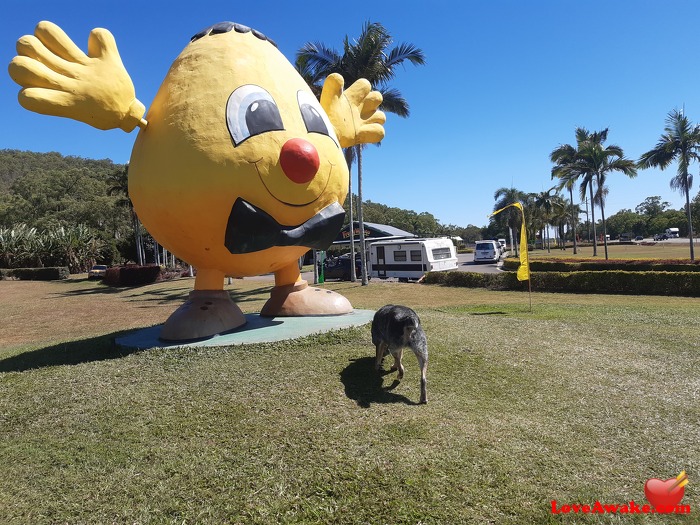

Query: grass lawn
left=528, top=240, right=698, bottom=260
left=0, top=276, right=698, bottom=524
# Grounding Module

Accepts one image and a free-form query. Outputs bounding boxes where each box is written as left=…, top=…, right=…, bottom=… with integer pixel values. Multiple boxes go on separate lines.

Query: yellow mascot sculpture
left=9, top=21, right=385, bottom=341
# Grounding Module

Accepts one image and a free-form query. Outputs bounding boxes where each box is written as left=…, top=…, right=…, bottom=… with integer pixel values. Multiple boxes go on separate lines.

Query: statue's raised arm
left=320, top=73, right=385, bottom=149
left=8, top=20, right=146, bottom=132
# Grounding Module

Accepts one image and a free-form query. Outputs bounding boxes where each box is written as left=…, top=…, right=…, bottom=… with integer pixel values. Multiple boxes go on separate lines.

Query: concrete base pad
left=115, top=309, right=375, bottom=350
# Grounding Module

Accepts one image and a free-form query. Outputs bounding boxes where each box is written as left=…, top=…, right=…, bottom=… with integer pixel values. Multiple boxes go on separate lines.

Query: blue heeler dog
left=371, top=305, right=428, bottom=404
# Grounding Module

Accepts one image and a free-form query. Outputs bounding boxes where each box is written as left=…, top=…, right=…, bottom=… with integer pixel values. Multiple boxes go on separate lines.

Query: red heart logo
left=644, top=478, right=685, bottom=509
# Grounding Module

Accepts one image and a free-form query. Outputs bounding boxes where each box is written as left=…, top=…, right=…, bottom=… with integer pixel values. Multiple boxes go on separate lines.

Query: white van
left=473, top=240, right=501, bottom=264
left=665, top=227, right=680, bottom=238
left=369, top=238, right=458, bottom=281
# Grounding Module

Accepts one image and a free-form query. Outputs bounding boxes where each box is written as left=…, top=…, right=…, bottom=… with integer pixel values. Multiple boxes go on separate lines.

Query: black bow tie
left=224, top=198, right=346, bottom=254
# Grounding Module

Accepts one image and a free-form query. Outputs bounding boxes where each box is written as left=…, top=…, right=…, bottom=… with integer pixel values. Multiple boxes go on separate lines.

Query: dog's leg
left=409, top=326, right=428, bottom=404
left=391, top=348, right=404, bottom=379
left=375, top=342, right=387, bottom=371
left=416, top=353, right=428, bottom=404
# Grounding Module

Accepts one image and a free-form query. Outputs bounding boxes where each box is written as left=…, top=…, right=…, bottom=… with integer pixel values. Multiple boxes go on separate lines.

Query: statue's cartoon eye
left=297, top=90, right=339, bottom=147
left=227, top=85, right=284, bottom=145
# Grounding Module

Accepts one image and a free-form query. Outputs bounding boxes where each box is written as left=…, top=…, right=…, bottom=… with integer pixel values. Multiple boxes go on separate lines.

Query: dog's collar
left=224, top=198, right=345, bottom=254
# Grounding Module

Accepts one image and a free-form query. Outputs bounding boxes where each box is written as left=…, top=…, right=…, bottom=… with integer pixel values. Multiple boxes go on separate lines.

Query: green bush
left=103, top=265, right=163, bottom=287
left=425, top=270, right=700, bottom=297
left=0, top=267, right=70, bottom=280
left=426, top=270, right=525, bottom=291
left=501, top=257, right=700, bottom=272
left=103, top=265, right=184, bottom=287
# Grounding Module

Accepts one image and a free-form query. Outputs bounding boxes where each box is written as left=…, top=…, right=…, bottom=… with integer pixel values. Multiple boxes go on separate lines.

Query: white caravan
left=369, top=238, right=458, bottom=281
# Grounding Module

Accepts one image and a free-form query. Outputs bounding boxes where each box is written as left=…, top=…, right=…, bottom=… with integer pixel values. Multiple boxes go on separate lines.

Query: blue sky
left=2, top=0, right=699, bottom=228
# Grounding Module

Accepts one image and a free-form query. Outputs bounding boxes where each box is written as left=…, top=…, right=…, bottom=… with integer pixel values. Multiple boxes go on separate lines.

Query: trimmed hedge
left=425, top=270, right=700, bottom=297
left=103, top=265, right=163, bottom=287
left=502, top=257, right=700, bottom=272
left=103, top=265, right=184, bottom=287
left=0, top=267, right=70, bottom=280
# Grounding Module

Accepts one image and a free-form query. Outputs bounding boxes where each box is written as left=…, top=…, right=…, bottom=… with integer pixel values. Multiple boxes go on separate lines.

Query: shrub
left=102, top=265, right=185, bottom=287
left=160, top=267, right=184, bottom=281
left=425, top=270, right=700, bottom=297
left=425, top=271, right=525, bottom=291
left=501, top=257, right=700, bottom=272
left=0, top=267, right=70, bottom=280
left=103, top=265, right=163, bottom=287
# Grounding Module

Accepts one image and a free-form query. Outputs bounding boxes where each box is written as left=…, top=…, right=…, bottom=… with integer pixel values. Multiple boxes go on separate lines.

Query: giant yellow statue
left=9, top=21, right=385, bottom=340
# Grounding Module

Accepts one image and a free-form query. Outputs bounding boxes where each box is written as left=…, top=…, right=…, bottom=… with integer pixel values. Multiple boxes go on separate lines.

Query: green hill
left=0, top=149, right=121, bottom=192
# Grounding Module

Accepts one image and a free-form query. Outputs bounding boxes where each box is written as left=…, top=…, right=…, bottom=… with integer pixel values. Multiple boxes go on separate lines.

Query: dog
left=371, top=305, right=428, bottom=404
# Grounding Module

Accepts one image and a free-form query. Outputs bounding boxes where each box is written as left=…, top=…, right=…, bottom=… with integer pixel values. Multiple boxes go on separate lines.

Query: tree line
left=0, top=149, right=483, bottom=272
left=0, top=149, right=170, bottom=271
left=5, top=146, right=694, bottom=273
left=489, top=111, right=700, bottom=260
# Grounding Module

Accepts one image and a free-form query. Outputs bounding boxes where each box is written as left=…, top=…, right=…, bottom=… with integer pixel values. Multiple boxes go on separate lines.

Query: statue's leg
left=260, top=260, right=352, bottom=317
left=160, top=268, right=246, bottom=341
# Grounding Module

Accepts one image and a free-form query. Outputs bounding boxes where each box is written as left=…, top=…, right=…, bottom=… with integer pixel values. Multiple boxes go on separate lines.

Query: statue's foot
left=160, top=290, right=246, bottom=341
left=260, top=280, right=352, bottom=317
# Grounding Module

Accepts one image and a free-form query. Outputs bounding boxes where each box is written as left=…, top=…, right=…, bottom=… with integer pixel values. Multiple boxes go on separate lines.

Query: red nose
left=279, top=138, right=320, bottom=184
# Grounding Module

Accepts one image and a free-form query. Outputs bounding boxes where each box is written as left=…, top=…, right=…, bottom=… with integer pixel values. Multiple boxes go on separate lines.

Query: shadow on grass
left=340, top=356, right=419, bottom=408
left=0, top=331, right=143, bottom=373
left=49, top=278, right=190, bottom=297
left=50, top=280, right=272, bottom=307
left=127, top=284, right=272, bottom=308
left=469, top=311, right=507, bottom=316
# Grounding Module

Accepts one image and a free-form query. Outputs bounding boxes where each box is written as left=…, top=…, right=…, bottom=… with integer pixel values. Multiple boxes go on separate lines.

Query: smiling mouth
left=251, top=158, right=334, bottom=207
left=224, top=198, right=345, bottom=254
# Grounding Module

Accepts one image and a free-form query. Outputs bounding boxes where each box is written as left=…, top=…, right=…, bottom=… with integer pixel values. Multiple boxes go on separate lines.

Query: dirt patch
left=0, top=277, right=198, bottom=350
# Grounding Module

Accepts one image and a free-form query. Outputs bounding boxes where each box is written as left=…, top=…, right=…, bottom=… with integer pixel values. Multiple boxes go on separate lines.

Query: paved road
left=455, top=252, right=503, bottom=274
left=241, top=251, right=503, bottom=283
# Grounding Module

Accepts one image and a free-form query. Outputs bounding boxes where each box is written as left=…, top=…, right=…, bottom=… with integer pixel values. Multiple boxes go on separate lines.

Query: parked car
left=635, top=236, right=644, bottom=241
left=473, top=240, right=501, bottom=264
left=654, top=233, right=669, bottom=241
left=323, top=253, right=363, bottom=280
left=88, top=264, right=108, bottom=280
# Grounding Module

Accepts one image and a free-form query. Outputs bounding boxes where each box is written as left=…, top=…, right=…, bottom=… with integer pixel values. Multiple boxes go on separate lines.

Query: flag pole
left=527, top=266, right=532, bottom=312
left=519, top=204, right=532, bottom=312
left=490, top=202, right=532, bottom=312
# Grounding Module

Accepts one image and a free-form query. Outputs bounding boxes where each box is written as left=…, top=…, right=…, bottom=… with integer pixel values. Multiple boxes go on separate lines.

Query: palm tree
left=297, top=21, right=425, bottom=284
left=493, top=187, right=526, bottom=254
left=553, top=128, right=637, bottom=259
left=107, top=164, right=145, bottom=265
left=552, top=128, right=601, bottom=255
left=578, top=129, right=637, bottom=259
left=549, top=194, right=570, bottom=249
left=638, top=109, right=700, bottom=261
left=535, top=187, right=558, bottom=253
left=551, top=143, right=582, bottom=254
left=526, top=193, right=544, bottom=250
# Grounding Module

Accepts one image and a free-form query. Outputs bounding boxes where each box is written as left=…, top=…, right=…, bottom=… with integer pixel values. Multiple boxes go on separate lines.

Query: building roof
left=333, top=221, right=417, bottom=244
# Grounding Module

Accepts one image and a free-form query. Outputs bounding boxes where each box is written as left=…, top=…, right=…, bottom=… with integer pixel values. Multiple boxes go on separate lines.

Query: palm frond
left=639, top=109, right=700, bottom=199
left=379, top=88, right=409, bottom=117
left=638, top=136, right=677, bottom=169
left=549, top=143, right=577, bottom=164
left=295, top=42, right=342, bottom=77
left=385, top=43, right=426, bottom=68
left=574, top=127, right=591, bottom=145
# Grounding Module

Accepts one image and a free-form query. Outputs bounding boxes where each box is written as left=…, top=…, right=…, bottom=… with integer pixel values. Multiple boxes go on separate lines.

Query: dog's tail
left=401, top=316, right=419, bottom=341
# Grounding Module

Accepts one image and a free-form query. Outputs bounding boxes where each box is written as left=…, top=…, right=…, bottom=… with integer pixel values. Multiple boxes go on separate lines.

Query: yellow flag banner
left=490, top=202, right=530, bottom=281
